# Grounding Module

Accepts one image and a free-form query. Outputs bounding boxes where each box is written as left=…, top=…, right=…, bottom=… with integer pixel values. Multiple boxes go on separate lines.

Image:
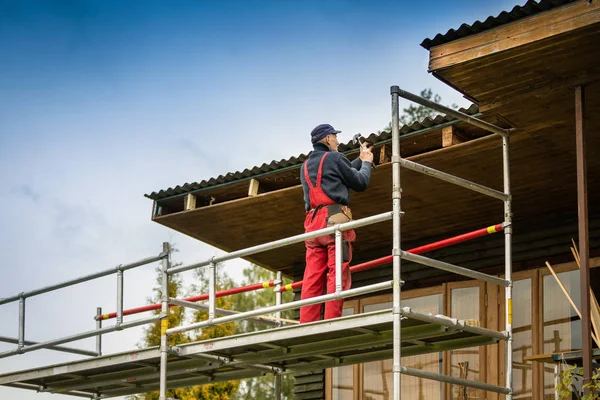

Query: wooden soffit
left=427, top=0, right=600, bottom=114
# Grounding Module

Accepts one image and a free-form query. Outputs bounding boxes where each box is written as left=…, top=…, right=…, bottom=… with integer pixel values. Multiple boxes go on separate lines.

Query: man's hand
left=359, top=144, right=373, bottom=163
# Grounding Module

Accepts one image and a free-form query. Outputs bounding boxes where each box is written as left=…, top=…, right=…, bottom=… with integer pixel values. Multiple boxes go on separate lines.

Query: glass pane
left=450, top=286, right=480, bottom=400
left=362, top=295, right=443, bottom=400
left=543, top=270, right=581, bottom=398
left=513, top=279, right=533, bottom=399
left=333, top=307, right=355, bottom=399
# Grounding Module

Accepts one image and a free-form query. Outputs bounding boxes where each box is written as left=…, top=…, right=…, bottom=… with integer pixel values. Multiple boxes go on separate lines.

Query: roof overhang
left=425, top=0, right=600, bottom=118
left=153, top=116, right=600, bottom=277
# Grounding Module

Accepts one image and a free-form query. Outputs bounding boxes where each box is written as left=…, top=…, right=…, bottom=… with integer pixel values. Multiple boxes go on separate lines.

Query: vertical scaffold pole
left=335, top=230, right=343, bottom=293
left=275, top=271, right=283, bottom=400
left=116, top=270, right=124, bottom=328
left=159, top=242, right=170, bottom=400
left=390, top=86, right=402, bottom=399
left=503, top=134, right=513, bottom=399
left=96, top=307, right=102, bottom=356
left=209, top=261, right=216, bottom=321
left=18, top=296, right=25, bottom=353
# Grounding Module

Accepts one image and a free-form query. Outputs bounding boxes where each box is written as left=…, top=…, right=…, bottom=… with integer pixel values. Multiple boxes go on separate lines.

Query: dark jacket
left=300, top=142, right=372, bottom=211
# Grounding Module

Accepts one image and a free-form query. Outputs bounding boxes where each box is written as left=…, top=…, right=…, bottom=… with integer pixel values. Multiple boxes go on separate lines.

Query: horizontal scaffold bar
left=400, top=158, right=508, bottom=201
left=281, top=223, right=504, bottom=292
left=168, top=211, right=394, bottom=275
left=168, top=297, right=297, bottom=325
left=98, top=223, right=504, bottom=321
left=391, top=86, right=511, bottom=137
left=0, top=335, right=98, bottom=357
left=0, top=253, right=166, bottom=306
left=401, top=307, right=508, bottom=340
left=166, top=281, right=394, bottom=335
left=401, top=366, right=511, bottom=394
left=400, top=251, right=509, bottom=287
left=96, top=280, right=276, bottom=321
left=0, top=315, right=160, bottom=360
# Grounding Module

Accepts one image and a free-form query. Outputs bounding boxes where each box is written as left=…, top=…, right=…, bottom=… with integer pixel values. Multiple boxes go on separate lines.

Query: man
left=299, top=123, right=373, bottom=323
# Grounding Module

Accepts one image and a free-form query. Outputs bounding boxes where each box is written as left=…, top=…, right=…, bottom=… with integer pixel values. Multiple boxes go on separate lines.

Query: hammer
left=352, top=133, right=376, bottom=168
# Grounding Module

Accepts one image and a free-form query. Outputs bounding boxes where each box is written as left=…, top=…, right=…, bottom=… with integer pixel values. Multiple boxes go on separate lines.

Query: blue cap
left=311, top=124, right=341, bottom=143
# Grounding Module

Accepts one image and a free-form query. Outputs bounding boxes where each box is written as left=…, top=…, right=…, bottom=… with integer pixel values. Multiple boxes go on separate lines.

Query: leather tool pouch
left=326, top=205, right=352, bottom=262
left=325, top=204, right=352, bottom=226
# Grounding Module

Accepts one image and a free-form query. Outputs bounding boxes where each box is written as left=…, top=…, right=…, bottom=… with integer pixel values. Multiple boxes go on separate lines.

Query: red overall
left=300, top=153, right=356, bottom=323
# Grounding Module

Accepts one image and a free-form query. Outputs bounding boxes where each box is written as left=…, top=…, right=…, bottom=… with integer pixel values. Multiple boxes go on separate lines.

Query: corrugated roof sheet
left=145, top=104, right=480, bottom=201
left=420, top=0, right=577, bottom=50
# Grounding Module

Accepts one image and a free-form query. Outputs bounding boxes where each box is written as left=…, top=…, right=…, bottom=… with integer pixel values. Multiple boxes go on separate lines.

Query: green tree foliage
left=132, top=246, right=298, bottom=400
left=131, top=250, right=239, bottom=400
left=557, top=365, right=600, bottom=400
left=230, top=266, right=295, bottom=400
left=382, top=88, right=459, bottom=131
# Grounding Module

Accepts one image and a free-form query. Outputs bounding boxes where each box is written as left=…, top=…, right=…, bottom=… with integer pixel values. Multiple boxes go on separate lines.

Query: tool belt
left=325, top=204, right=352, bottom=226
left=309, top=204, right=352, bottom=225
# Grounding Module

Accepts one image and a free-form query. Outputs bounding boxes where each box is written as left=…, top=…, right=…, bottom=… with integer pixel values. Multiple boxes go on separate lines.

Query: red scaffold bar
left=97, top=223, right=503, bottom=320
left=96, top=280, right=275, bottom=321
left=279, top=223, right=504, bottom=292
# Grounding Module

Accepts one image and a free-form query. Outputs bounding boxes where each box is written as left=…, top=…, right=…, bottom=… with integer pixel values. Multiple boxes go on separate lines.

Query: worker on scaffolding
left=299, top=123, right=373, bottom=323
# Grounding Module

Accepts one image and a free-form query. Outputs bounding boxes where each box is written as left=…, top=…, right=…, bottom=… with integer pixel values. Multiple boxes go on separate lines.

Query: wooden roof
left=153, top=0, right=600, bottom=278
left=426, top=0, right=600, bottom=114
left=154, top=107, right=600, bottom=277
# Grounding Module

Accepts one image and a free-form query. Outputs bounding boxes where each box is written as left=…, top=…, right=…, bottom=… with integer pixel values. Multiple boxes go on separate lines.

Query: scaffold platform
left=0, top=309, right=505, bottom=398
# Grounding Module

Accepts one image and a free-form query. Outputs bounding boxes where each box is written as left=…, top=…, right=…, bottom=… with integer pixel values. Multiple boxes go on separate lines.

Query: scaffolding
left=0, top=87, right=514, bottom=399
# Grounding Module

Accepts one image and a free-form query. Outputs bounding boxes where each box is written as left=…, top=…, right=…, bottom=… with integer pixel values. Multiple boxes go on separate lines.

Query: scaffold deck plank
left=0, top=309, right=504, bottom=398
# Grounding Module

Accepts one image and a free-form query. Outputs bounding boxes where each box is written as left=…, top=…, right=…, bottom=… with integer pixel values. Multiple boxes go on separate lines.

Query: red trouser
left=299, top=207, right=355, bottom=323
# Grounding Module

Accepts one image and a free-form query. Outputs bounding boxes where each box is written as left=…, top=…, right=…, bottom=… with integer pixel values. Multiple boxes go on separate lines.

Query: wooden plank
left=379, top=145, right=389, bottom=164
left=248, top=178, right=260, bottom=197
left=435, top=28, right=600, bottom=109
left=429, top=0, right=600, bottom=71
left=570, top=243, right=600, bottom=355
left=479, top=63, right=600, bottom=113
left=183, top=194, right=196, bottom=211
left=545, top=261, right=600, bottom=347
left=523, top=353, right=555, bottom=364
left=324, top=368, right=332, bottom=400
left=442, top=126, right=467, bottom=148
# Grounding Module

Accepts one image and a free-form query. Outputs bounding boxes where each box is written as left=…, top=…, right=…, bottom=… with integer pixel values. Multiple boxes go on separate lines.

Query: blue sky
left=0, top=1, right=519, bottom=398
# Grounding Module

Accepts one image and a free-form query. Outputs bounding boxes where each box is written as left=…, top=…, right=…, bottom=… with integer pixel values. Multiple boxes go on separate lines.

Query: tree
left=131, top=248, right=296, bottom=399
left=382, top=88, right=459, bottom=131
left=230, top=266, right=296, bottom=400
left=130, top=248, right=239, bottom=400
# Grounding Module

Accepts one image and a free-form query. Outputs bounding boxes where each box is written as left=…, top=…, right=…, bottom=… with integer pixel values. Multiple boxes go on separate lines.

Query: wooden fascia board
left=428, top=0, right=600, bottom=72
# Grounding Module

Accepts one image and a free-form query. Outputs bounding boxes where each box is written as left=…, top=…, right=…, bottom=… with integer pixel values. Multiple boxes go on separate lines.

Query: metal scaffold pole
left=503, top=134, right=514, bottom=399
left=275, top=271, right=282, bottom=400
left=390, top=85, right=402, bottom=399
left=159, top=242, right=170, bottom=400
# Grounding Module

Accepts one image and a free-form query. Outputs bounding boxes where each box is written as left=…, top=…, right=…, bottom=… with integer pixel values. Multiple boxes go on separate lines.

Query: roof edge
left=420, top=0, right=577, bottom=50
left=145, top=104, right=480, bottom=201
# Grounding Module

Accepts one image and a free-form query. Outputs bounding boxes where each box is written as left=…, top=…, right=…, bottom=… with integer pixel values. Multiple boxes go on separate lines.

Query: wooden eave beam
left=442, top=126, right=468, bottom=148
left=428, top=0, right=600, bottom=72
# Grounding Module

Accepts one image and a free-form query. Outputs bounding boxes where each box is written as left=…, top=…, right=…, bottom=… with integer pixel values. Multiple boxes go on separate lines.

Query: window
left=361, top=294, right=443, bottom=400
left=449, top=284, right=484, bottom=400
left=324, top=258, right=599, bottom=399
left=542, top=269, right=581, bottom=398
left=331, top=303, right=358, bottom=400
